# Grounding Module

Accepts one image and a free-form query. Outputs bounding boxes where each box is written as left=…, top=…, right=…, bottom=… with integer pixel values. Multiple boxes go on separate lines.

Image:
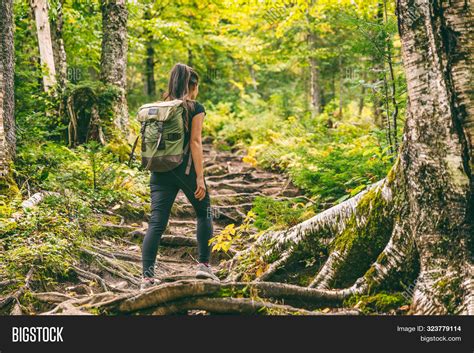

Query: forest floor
left=12, top=143, right=318, bottom=314
left=4, top=142, right=380, bottom=315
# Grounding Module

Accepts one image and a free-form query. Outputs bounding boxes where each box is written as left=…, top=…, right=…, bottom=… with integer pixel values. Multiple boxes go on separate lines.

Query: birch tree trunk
left=308, top=32, right=321, bottom=118
left=100, top=0, right=129, bottom=135
left=31, top=0, right=57, bottom=92
left=397, top=0, right=473, bottom=314
left=0, top=0, right=15, bottom=176
left=50, top=0, right=67, bottom=91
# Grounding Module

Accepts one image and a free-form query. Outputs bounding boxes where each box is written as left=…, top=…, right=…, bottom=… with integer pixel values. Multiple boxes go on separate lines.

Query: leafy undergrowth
left=205, top=101, right=392, bottom=205
left=0, top=140, right=149, bottom=298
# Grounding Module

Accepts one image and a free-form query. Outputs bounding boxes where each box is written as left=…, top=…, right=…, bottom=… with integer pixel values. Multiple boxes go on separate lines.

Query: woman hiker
left=140, top=63, right=219, bottom=290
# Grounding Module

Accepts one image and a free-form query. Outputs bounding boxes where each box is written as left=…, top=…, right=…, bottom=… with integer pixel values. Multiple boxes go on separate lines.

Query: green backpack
left=129, top=99, right=192, bottom=174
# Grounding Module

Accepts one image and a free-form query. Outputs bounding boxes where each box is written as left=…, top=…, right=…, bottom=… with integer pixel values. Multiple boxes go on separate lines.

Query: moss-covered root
left=309, top=179, right=395, bottom=289
left=227, top=180, right=386, bottom=282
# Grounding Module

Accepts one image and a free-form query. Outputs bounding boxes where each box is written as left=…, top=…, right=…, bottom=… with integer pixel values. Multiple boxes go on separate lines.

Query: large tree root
left=75, top=280, right=364, bottom=314
left=151, top=297, right=354, bottom=315
left=228, top=179, right=391, bottom=282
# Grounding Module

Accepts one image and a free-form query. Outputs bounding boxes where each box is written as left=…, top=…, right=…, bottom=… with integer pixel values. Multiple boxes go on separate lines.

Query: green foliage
left=207, top=101, right=392, bottom=203
left=0, top=195, right=89, bottom=285
left=209, top=211, right=258, bottom=253
left=14, top=140, right=148, bottom=209
left=251, top=196, right=317, bottom=231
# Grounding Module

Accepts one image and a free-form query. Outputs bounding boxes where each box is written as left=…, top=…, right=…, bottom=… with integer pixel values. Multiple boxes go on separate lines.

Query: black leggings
left=142, top=162, right=213, bottom=277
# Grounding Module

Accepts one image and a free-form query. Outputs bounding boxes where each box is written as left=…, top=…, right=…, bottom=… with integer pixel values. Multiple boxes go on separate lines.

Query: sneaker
left=196, top=263, right=220, bottom=281
left=139, top=277, right=160, bottom=290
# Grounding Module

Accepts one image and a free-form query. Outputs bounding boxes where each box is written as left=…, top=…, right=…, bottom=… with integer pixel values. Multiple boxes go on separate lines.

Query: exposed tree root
left=0, top=267, right=34, bottom=315
left=72, top=265, right=110, bottom=292
left=31, top=292, right=77, bottom=304
left=308, top=250, right=346, bottom=289
left=80, top=248, right=140, bottom=285
left=151, top=297, right=346, bottom=316
left=228, top=179, right=390, bottom=282
left=74, top=280, right=364, bottom=314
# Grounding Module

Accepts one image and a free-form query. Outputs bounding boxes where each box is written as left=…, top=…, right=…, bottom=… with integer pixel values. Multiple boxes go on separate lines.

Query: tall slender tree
left=143, top=7, right=156, bottom=99
left=50, top=0, right=67, bottom=92
left=307, top=0, right=321, bottom=117
left=100, top=0, right=129, bottom=135
left=308, top=31, right=321, bottom=117
left=31, top=0, right=57, bottom=92
left=0, top=0, right=15, bottom=177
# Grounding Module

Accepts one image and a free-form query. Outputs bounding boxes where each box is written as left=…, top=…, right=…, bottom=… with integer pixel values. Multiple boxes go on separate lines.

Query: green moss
left=344, top=292, right=408, bottom=314
left=435, top=276, right=464, bottom=314
left=87, top=224, right=129, bottom=238
left=217, top=285, right=249, bottom=298
left=105, top=137, right=131, bottom=162
left=0, top=168, right=20, bottom=198
left=385, top=159, right=399, bottom=184
left=330, top=187, right=394, bottom=288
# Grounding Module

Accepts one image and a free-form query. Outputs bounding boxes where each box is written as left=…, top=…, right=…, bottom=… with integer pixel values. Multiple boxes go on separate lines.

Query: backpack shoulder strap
left=128, top=135, right=140, bottom=167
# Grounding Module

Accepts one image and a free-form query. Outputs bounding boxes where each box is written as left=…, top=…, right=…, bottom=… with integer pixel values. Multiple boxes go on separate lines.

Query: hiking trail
left=11, top=143, right=358, bottom=315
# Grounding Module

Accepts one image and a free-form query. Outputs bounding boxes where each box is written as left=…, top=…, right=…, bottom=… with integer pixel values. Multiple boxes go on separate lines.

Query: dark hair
left=163, top=63, right=199, bottom=130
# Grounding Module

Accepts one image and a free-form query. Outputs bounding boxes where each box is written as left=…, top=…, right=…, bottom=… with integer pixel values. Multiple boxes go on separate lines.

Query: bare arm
left=190, top=113, right=206, bottom=200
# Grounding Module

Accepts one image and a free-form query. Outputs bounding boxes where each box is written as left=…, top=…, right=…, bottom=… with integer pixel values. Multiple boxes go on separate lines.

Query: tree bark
left=100, top=0, right=128, bottom=134
left=308, top=32, right=321, bottom=117
left=371, top=2, right=385, bottom=128
left=50, top=0, right=67, bottom=91
left=31, top=0, right=57, bottom=92
left=144, top=9, right=156, bottom=99
left=396, top=0, right=473, bottom=314
left=338, top=55, right=343, bottom=117
left=0, top=0, right=15, bottom=176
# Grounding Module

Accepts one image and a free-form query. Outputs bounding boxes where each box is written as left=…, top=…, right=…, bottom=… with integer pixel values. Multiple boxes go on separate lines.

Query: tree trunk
left=308, top=32, right=321, bottom=117
left=0, top=0, right=15, bottom=176
left=50, top=0, right=67, bottom=91
left=358, top=72, right=367, bottom=117
left=100, top=0, right=128, bottom=134
left=396, top=0, right=473, bottom=315
left=31, top=0, right=57, bottom=92
left=338, top=55, right=343, bottom=117
left=371, top=2, right=385, bottom=128
left=228, top=0, right=473, bottom=315
left=143, top=10, right=156, bottom=99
